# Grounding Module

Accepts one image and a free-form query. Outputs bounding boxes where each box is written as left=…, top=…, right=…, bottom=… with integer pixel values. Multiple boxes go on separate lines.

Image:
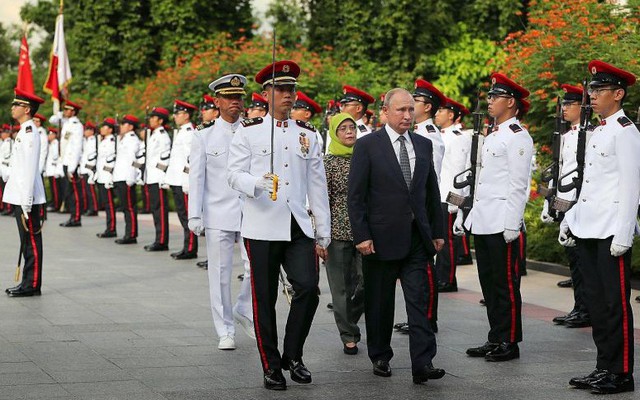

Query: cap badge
left=591, top=66, right=597, bottom=74
left=230, top=76, right=241, bottom=87
left=282, top=64, right=290, bottom=73
left=491, top=77, right=496, bottom=84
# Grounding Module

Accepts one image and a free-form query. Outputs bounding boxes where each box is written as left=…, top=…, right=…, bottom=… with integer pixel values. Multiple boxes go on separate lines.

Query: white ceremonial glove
left=316, top=237, right=331, bottom=249
left=540, top=200, right=554, bottom=224
left=255, top=175, right=278, bottom=195
left=182, top=183, right=189, bottom=195
left=447, top=203, right=458, bottom=214
left=503, top=229, right=520, bottom=243
left=135, top=169, right=143, bottom=185
left=22, top=204, right=32, bottom=215
left=126, top=178, right=136, bottom=187
left=160, top=179, right=170, bottom=190
left=558, top=218, right=575, bottom=247
left=188, top=217, right=205, bottom=236
left=610, top=243, right=630, bottom=257
left=452, top=211, right=465, bottom=236
left=105, top=180, right=114, bottom=190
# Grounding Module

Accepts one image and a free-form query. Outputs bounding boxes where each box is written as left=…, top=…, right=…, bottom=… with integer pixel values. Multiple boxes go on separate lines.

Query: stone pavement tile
left=139, top=376, right=227, bottom=392
left=72, top=394, right=169, bottom=400
left=61, top=380, right=158, bottom=397
left=0, top=369, right=55, bottom=386
left=0, top=361, right=40, bottom=374
left=130, top=328, right=206, bottom=339
left=44, top=368, right=132, bottom=384
left=108, top=354, right=218, bottom=369
left=126, top=366, right=209, bottom=381
left=93, top=346, right=175, bottom=359
left=0, top=347, right=30, bottom=363
left=0, top=383, right=70, bottom=399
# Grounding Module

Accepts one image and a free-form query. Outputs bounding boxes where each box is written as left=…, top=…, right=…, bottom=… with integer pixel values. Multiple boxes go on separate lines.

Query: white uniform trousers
left=206, top=229, right=253, bottom=338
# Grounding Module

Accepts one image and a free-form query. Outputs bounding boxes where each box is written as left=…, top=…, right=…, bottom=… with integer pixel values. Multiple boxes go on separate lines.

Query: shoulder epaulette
left=241, top=117, right=263, bottom=127
left=109, top=136, right=115, bottom=142
left=197, top=120, right=215, bottom=131
left=358, top=124, right=367, bottom=133
left=186, top=126, right=193, bottom=131
left=296, top=120, right=317, bottom=132
left=426, top=124, right=437, bottom=133
left=159, top=128, right=167, bottom=134
left=25, top=126, right=33, bottom=133
left=128, top=132, right=137, bottom=138
left=452, top=129, right=461, bottom=136
left=618, top=116, right=633, bottom=128
left=71, top=120, right=79, bottom=124
left=509, top=124, right=523, bottom=133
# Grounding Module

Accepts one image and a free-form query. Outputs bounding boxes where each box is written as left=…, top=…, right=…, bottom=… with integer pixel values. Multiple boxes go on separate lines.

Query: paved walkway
left=0, top=211, right=639, bottom=399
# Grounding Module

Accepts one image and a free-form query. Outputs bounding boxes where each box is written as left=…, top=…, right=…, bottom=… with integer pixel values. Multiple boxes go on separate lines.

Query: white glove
left=136, top=169, right=143, bottom=185
left=22, top=204, right=32, bottom=215
left=160, top=181, right=170, bottom=190
left=182, top=184, right=189, bottom=195
left=316, top=237, right=331, bottom=249
left=540, top=200, right=554, bottom=224
left=452, top=211, right=465, bottom=236
left=255, top=175, right=278, bottom=195
left=558, top=218, right=575, bottom=247
left=126, top=179, right=136, bottom=187
left=610, top=243, right=629, bottom=257
left=503, top=229, right=520, bottom=243
left=447, top=204, right=458, bottom=214
left=105, top=180, right=114, bottom=190
left=188, top=217, right=204, bottom=236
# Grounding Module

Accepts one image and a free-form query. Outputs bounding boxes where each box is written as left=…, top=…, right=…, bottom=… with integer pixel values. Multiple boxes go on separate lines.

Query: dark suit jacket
left=347, top=127, right=444, bottom=261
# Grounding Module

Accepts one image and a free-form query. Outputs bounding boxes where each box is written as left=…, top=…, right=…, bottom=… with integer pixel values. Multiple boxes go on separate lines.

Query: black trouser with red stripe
left=80, top=176, right=98, bottom=213
left=148, top=183, right=169, bottom=246
left=244, top=217, right=319, bottom=372
left=456, top=234, right=471, bottom=259
left=48, top=176, right=62, bottom=211
left=518, top=230, right=527, bottom=274
left=363, top=222, right=437, bottom=374
left=97, top=183, right=117, bottom=233
left=115, top=181, right=138, bottom=239
left=576, top=237, right=633, bottom=374
left=474, top=233, right=522, bottom=344
left=140, top=184, right=151, bottom=213
left=435, top=203, right=458, bottom=285
left=63, top=166, right=82, bottom=222
left=0, top=179, right=4, bottom=211
left=171, top=185, right=197, bottom=254
left=566, top=246, right=589, bottom=316
left=14, top=204, right=43, bottom=291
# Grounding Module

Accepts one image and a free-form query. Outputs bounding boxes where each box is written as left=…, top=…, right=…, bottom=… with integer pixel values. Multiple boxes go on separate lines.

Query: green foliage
left=266, top=0, right=308, bottom=49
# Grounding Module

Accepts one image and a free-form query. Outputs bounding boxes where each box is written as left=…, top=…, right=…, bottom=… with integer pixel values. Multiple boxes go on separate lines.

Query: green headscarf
left=328, top=112, right=356, bottom=157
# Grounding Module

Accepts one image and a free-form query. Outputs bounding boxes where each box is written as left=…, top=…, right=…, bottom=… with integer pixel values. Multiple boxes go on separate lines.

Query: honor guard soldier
left=59, top=100, right=84, bottom=227
left=4, top=88, right=46, bottom=297
left=246, top=93, right=268, bottom=119
left=291, top=91, right=324, bottom=148
left=79, top=122, right=99, bottom=216
left=144, top=107, right=172, bottom=252
left=542, top=84, right=591, bottom=329
left=96, top=118, right=118, bottom=238
left=560, top=60, right=640, bottom=395
left=166, top=100, right=198, bottom=259
left=135, top=125, right=150, bottom=214
left=455, top=73, right=533, bottom=362
left=413, top=79, right=446, bottom=181
left=227, top=60, right=331, bottom=390
left=189, top=74, right=255, bottom=350
left=113, top=115, right=141, bottom=244
left=200, top=94, right=219, bottom=124
left=435, top=98, right=471, bottom=293
left=340, top=85, right=375, bottom=139
left=0, top=125, right=12, bottom=214
left=44, top=127, right=63, bottom=211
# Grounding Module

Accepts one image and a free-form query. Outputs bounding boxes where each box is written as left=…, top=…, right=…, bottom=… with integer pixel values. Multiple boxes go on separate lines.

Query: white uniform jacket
left=79, top=135, right=97, bottom=175
left=113, top=132, right=141, bottom=184
left=440, top=126, right=472, bottom=202
left=96, top=135, right=116, bottom=185
left=227, top=115, right=331, bottom=241
left=464, top=117, right=534, bottom=234
left=356, top=117, right=372, bottom=139
left=38, top=127, right=48, bottom=175
left=60, top=116, right=84, bottom=174
left=565, top=110, right=640, bottom=247
left=165, top=123, right=193, bottom=186
left=415, top=118, right=445, bottom=182
left=2, top=120, right=46, bottom=206
left=44, top=139, right=62, bottom=178
left=145, top=127, right=172, bottom=185
left=189, top=119, right=244, bottom=231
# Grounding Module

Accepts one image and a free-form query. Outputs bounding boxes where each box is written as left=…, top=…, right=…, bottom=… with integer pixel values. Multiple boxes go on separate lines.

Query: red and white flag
left=43, top=13, right=72, bottom=113
left=17, top=35, right=34, bottom=93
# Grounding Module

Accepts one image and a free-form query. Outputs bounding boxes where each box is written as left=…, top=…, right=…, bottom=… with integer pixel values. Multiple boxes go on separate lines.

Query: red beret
left=173, top=99, right=197, bottom=113
left=102, top=117, right=117, bottom=128
left=588, top=60, right=636, bottom=87
left=13, top=88, right=45, bottom=106
left=489, top=73, right=529, bottom=99
left=294, top=91, right=322, bottom=115
left=255, top=60, right=300, bottom=87
left=442, top=97, right=470, bottom=117
left=561, top=83, right=583, bottom=102
left=413, top=80, right=446, bottom=108
left=202, top=94, right=215, bottom=103
left=150, top=107, right=170, bottom=119
left=342, top=85, right=375, bottom=105
left=34, top=113, right=46, bottom=121
left=84, top=121, right=96, bottom=130
left=63, top=100, right=82, bottom=111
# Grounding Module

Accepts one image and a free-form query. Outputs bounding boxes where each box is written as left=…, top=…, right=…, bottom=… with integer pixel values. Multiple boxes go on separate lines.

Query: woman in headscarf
left=323, top=112, right=364, bottom=355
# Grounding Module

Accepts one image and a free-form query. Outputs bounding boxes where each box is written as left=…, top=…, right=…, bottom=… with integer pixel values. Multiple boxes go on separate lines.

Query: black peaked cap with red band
left=294, top=91, right=322, bottom=115
left=413, top=79, right=446, bottom=108
left=255, top=60, right=300, bottom=87
left=488, top=73, right=530, bottom=99
left=588, top=60, right=636, bottom=88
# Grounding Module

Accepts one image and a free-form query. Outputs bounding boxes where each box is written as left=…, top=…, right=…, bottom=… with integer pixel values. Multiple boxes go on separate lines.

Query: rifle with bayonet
left=538, top=97, right=567, bottom=220
left=556, top=78, right=592, bottom=208
left=446, top=94, right=485, bottom=217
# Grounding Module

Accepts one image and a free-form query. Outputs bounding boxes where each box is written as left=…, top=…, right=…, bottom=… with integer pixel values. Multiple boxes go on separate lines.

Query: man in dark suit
left=347, top=88, right=446, bottom=384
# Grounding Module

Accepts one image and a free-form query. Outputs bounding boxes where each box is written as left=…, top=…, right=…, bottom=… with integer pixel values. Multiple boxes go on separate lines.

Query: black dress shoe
left=466, top=342, right=499, bottom=357
left=115, top=237, right=137, bottom=244
left=144, top=243, right=168, bottom=252
left=437, top=282, right=458, bottom=293
left=83, top=210, right=98, bottom=216
left=485, top=342, right=519, bottom=362
left=590, top=372, right=634, bottom=394
left=430, top=320, right=438, bottom=333
left=97, top=231, right=117, bottom=238
left=635, top=295, right=640, bottom=303
left=479, top=298, right=486, bottom=306
left=60, top=220, right=81, bottom=227
left=457, top=255, right=473, bottom=265
left=564, top=315, right=591, bottom=328
left=5, top=285, right=20, bottom=294
left=373, top=360, right=391, bottom=377
left=327, top=302, right=333, bottom=310
left=170, top=250, right=184, bottom=258
left=557, top=278, right=573, bottom=288
left=263, top=369, right=287, bottom=390
left=553, top=309, right=579, bottom=325
left=7, top=287, right=41, bottom=297
left=173, top=251, right=197, bottom=260
left=282, top=357, right=312, bottom=384
left=343, top=343, right=358, bottom=355
left=413, top=363, right=446, bottom=384
left=196, top=260, right=207, bottom=268
left=569, top=369, right=609, bottom=389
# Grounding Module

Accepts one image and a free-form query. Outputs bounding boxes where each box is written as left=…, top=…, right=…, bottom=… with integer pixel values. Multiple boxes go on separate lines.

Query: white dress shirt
left=385, top=123, right=415, bottom=176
